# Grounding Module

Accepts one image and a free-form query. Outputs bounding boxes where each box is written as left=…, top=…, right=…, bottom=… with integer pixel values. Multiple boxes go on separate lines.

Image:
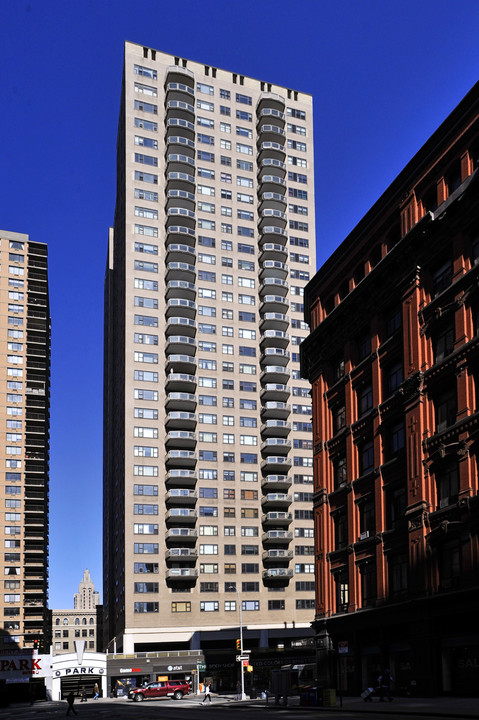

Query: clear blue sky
left=1, top=0, right=478, bottom=609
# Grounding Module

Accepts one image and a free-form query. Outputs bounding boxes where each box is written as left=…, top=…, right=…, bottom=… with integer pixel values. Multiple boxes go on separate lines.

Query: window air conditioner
left=359, top=531, right=370, bottom=540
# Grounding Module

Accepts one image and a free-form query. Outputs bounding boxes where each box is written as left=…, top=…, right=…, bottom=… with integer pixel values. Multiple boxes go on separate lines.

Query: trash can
left=308, top=687, right=319, bottom=706
left=323, top=689, right=336, bottom=707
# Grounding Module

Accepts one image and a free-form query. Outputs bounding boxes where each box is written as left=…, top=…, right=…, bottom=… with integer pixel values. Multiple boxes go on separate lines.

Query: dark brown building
left=301, top=82, right=479, bottom=697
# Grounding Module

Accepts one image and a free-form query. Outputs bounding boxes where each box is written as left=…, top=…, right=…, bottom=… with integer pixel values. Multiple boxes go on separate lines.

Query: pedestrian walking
left=378, top=668, right=393, bottom=702
left=66, top=691, right=78, bottom=716
left=93, top=682, right=99, bottom=699
left=200, top=681, right=212, bottom=704
left=80, top=686, right=87, bottom=702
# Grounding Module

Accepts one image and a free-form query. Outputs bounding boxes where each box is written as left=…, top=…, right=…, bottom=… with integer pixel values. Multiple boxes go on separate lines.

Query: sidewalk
left=252, top=694, right=479, bottom=718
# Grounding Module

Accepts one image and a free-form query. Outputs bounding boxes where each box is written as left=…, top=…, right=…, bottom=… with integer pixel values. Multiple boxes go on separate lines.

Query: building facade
left=301, top=83, right=479, bottom=696
left=52, top=569, right=100, bottom=655
left=103, top=42, right=316, bottom=674
left=0, top=230, right=50, bottom=653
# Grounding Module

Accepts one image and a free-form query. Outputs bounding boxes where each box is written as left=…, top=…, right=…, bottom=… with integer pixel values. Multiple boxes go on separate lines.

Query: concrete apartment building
left=52, top=569, right=101, bottom=655
left=0, top=230, right=50, bottom=652
left=301, top=82, right=479, bottom=696
left=103, top=42, right=316, bottom=682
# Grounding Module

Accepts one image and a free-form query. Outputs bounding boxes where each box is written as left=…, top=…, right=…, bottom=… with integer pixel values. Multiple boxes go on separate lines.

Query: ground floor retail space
left=315, top=588, right=479, bottom=697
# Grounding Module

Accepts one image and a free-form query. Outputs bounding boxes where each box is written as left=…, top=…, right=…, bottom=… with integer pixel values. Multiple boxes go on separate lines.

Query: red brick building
left=301, top=82, right=479, bottom=697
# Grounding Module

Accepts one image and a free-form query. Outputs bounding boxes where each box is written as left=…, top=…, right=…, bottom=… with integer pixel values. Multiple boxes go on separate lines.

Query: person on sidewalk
left=93, top=682, right=99, bottom=700
left=200, top=681, right=212, bottom=704
left=378, top=668, right=393, bottom=702
left=66, top=691, right=78, bottom=716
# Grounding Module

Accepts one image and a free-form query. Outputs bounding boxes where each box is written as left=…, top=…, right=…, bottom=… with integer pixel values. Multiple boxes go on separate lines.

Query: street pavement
left=1, top=693, right=477, bottom=719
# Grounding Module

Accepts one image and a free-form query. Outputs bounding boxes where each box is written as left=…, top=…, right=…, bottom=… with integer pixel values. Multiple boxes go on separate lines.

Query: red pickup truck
left=129, top=680, right=190, bottom=702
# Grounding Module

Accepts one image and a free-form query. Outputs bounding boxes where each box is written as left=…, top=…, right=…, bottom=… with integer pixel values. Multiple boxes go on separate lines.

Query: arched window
left=82, top=618, right=87, bottom=625
left=75, top=618, right=80, bottom=625
left=55, top=618, right=60, bottom=626
left=63, top=618, right=68, bottom=626
left=89, top=617, right=94, bottom=625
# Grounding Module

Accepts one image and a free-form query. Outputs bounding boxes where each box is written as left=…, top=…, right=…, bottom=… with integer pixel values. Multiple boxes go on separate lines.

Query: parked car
left=129, top=680, right=190, bottom=702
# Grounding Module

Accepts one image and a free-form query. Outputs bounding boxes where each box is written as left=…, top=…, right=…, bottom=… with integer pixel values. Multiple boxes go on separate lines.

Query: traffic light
left=236, top=639, right=241, bottom=651
left=33, top=639, right=38, bottom=650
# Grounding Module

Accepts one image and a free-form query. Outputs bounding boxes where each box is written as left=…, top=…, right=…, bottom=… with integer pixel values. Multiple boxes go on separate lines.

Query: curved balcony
left=166, top=281, right=196, bottom=301
left=165, top=469, right=197, bottom=487
left=258, top=142, right=285, bottom=161
left=261, top=438, right=291, bottom=455
left=260, top=330, right=289, bottom=348
left=263, top=548, right=293, bottom=562
left=166, top=188, right=196, bottom=210
left=261, top=493, right=292, bottom=508
left=258, top=106, right=285, bottom=122
left=165, top=100, right=195, bottom=118
left=262, top=511, right=293, bottom=526
left=166, top=135, right=195, bottom=151
left=262, top=568, right=293, bottom=581
left=165, top=354, right=197, bottom=374
left=261, top=475, right=292, bottom=492
left=260, top=244, right=288, bottom=262
left=166, top=171, right=195, bottom=191
left=165, top=82, right=195, bottom=100
left=165, top=488, right=197, bottom=505
left=166, top=298, right=196, bottom=319
left=166, top=207, right=196, bottom=228
left=261, top=419, right=291, bottom=436
left=257, top=124, right=286, bottom=141
left=165, top=244, right=196, bottom=264
left=165, top=374, right=196, bottom=393
left=261, top=456, right=292, bottom=473
left=260, top=384, right=290, bottom=403
left=165, top=412, right=197, bottom=430
left=165, top=547, right=197, bottom=562
left=166, top=225, right=196, bottom=247
left=262, top=348, right=290, bottom=366
left=165, top=527, right=197, bottom=542
left=166, top=317, right=196, bottom=336
left=258, top=175, right=286, bottom=192
left=165, top=450, right=197, bottom=469
left=261, top=365, right=290, bottom=384
left=165, top=507, right=197, bottom=523
left=165, top=335, right=196, bottom=355
left=165, top=431, right=196, bottom=449
left=262, top=529, right=293, bottom=544
left=259, top=159, right=286, bottom=179
left=260, top=279, right=288, bottom=298
left=166, top=117, right=195, bottom=139
left=260, top=192, right=287, bottom=210
left=260, top=313, right=289, bottom=332
left=166, top=154, right=196, bottom=176
left=261, top=401, right=291, bottom=420
left=165, top=392, right=197, bottom=412
left=260, top=209, right=287, bottom=227
left=260, top=295, right=289, bottom=314
left=259, top=226, right=288, bottom=244
left=165, top=262, right=195, bottom=283
left=166, top=64, right=195, bottom=82
left=166, top=568, right=198, bottom=581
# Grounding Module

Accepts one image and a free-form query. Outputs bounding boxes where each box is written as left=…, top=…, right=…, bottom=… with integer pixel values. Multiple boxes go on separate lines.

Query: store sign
left=0, top=653, right=48, bottom=680
left=54, top=667, right=105, bottom=677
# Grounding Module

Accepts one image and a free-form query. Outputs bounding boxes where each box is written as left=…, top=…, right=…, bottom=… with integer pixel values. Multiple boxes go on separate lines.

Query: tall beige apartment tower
left=0, top=230, right=50, bottom=652
left=103, top=42, right=316, bottom=671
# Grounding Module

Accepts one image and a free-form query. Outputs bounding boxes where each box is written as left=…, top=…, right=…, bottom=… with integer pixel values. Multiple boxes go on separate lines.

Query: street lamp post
left=230, top=585, right=247, bottom=700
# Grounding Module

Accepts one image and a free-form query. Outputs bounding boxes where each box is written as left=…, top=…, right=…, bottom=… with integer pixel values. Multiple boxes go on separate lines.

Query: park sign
left=0, top=651, right=50, bottom=682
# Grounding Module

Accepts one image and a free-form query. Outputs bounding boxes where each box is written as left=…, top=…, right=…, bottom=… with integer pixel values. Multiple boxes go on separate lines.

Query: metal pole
left=237, top=587, right=246, bottom=700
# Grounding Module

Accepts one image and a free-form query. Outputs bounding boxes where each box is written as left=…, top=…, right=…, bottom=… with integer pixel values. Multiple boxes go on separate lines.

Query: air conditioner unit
left=439, top=497, right=450, bottom=509
left=359, top=531, right=370, bottom=540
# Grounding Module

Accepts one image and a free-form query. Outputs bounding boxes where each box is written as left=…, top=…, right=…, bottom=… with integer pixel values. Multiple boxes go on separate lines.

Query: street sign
left=197, top=663, right=206, bottom=671
left=242, top=660, right=249, bottom=667
left=236, top=655, right=249, bottom=661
